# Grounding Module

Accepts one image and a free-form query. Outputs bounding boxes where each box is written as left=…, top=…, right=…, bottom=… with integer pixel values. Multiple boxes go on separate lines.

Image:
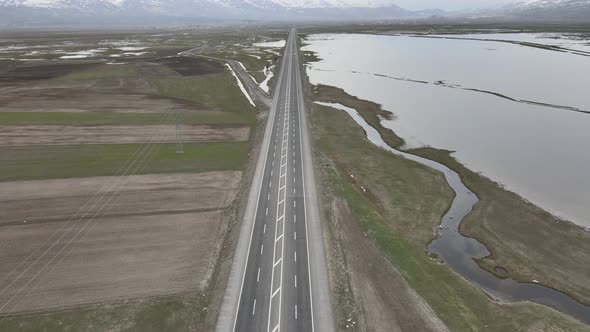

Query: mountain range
left=0, top=0, right=589, bottom=26
left=497, top=0, right=590, bottom=21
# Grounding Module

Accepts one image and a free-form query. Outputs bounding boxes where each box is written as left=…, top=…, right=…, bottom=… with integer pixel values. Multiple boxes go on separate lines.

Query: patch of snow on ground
left=225, top=63, right=255, bottom=107
left=60, top=54, right=90, bottom=59
left=59, top=48, right=107, bottom=59
left=122, top=52, right=148, bottom=56
left=118, top=46, right=147, bottom=51
left=100, top=40, right=143, bottom=47
left=259, top=65, right=275, bottom=93
left=264, top=49, right=281, bottom=56
left=253, top=40, right=286, bottom=48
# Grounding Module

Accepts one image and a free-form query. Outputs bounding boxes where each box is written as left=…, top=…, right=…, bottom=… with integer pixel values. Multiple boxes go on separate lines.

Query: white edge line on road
left=294, top=30, right=317, bottom=332
left=268, top=35, right=292, bottom=332
left=225, top=28, right=291, bottom=332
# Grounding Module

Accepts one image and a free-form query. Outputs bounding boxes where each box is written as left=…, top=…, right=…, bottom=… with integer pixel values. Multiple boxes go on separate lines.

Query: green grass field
left=0, top=142, right=249, bottom=182
left=0, top=291, right=209, bottom=332
left=152, top=71, right=257, bottom=115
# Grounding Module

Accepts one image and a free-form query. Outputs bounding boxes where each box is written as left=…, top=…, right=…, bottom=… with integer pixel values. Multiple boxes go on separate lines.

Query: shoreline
left=310, top=83, right=590, bottom=311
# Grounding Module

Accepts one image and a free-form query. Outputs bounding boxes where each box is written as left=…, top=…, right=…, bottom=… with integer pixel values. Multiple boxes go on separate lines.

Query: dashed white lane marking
left=266, top=207, right=269, bottom=216
left=269, top=64, right=291, bottom=332
left=257, top=268, right=261, bottom=282
left=268, top=193, right=270, bottom=201
left=294, top=232, right=297, bottom=240
left=253, top=299, right=256, bottom=315
left=295, top=304, right=298, bottom=320
left=294, top=201, right=296, bottom=208
left=263, top=223, right=266, bottom=234
left=294, top=274, right=297, bottom=287
left=294, top=251, right=297, bottom=262
left=261, top=244, right=264, bottom=255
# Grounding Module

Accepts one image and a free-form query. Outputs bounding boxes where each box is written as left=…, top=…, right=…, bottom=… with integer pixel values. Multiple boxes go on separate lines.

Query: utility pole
left=175, top=108, right=184, bottom=154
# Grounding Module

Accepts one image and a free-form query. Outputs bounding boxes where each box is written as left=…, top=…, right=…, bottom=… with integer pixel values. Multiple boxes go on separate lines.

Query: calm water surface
left=303, top=33, right=590, bottom=227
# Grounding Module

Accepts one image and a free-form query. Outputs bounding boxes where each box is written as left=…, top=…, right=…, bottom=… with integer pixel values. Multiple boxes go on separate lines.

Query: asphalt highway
left=216, top=28, right=334, bottom=332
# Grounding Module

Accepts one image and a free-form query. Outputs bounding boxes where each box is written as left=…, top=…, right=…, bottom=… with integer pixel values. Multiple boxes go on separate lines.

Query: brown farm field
left=0, top=172, right=240, bottom=313
left=0, top=28, right=274, bottom=330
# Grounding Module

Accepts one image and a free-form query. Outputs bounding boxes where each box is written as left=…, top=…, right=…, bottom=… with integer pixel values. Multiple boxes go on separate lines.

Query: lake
left=303, top=32, right=590, bottom=228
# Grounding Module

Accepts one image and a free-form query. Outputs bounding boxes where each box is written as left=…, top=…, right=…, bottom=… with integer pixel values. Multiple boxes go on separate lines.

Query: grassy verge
left=0, top=111, right=254, bottom=126
left=0, top=142, right=249, bottom=182
left=152, top=72, right=257, bottom=115
left=312, top=104, right=590, bottom=331
left=0, top=291, right=209, bottom=332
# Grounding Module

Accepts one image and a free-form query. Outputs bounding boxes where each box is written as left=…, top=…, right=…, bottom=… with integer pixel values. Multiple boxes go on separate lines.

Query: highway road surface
left=216, top=29, right=335, bottom=332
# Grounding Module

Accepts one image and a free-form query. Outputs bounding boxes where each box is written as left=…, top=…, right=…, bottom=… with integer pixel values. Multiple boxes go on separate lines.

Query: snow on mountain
left=501, top=0, right=590, bottom=20
left=0, top=0, right=417, bottom=25
left=0, top=0, right=400, bottom=9
left=268, top=0, right=399, bottom=8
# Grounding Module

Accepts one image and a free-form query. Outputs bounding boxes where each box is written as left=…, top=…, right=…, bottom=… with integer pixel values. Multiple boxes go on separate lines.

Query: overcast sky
left=393, top=0, right=517, bottom=11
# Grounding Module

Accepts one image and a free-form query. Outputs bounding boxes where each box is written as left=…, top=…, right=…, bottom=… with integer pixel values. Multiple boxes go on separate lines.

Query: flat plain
left=0, top=27, right=282, bottom=330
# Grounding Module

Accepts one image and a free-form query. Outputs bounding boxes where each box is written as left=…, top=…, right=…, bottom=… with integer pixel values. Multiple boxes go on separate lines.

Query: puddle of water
left=303, top=33, right=590, bottom=228
left=315, top=101, right=590, bottom=325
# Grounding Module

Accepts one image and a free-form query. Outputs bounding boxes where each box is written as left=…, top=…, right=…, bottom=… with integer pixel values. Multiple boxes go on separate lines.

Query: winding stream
left=315, top=101, right=590, bottom=325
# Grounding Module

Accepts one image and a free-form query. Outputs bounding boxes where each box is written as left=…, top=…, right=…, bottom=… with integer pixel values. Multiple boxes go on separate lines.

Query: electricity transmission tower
left=175, top=108, right=184, bottom=154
